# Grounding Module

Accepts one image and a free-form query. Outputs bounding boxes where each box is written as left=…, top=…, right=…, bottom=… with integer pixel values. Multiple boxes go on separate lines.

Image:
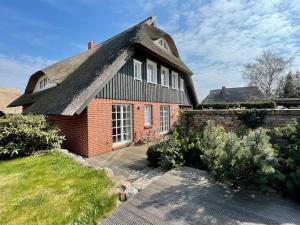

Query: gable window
left=133, top=59, right=142, bottom=80
left=144, top=105, right=152, bottom=126
left=34, top=75, right=56, bottom=93
left=161, top=66, right=169, bottom=87
left=146, top=59, right=157, bottom=84
left=172, top=72, right=179, bottom=90
left=180, top=79, right=184, bottom=92
left=156, top=38, right=170, bottom=51
left=160, top=106, right=169, bottom=133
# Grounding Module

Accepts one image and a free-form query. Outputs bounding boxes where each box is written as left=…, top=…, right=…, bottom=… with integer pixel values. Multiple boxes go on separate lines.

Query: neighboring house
left=9, top=17, right=198, bottom=157
left=202, top=86, right=268, bottom=103
left=0, top=88, right=22, bottom=114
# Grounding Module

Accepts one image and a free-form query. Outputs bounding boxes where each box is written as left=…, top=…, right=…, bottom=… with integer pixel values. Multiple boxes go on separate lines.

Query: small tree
left=242, top=49, right=293, bottom=97
left=277, top=71, right=300, bottom=98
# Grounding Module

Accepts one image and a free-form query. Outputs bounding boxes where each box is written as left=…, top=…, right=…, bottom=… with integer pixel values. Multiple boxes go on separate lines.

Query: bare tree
left=242, top=49, right=293, bottom=97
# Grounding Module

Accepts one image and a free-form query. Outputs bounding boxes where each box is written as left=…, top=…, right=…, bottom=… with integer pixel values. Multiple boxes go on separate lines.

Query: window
left=157, top=38, right=170, bottom=51
left=146, top=59, right=157, bottom=84
left=180, top=78, right=184, bottom=92
left=144, top=105, right=152, bottom=125
left=39, top=77, right=48, bottom=90
left=172, top=72, right=179, bottom=89
left=34, top=75, right=56, bottom=93
left=112, top=105, right=132, bottom=145
left=133, top=59, right=142, bottom=80
left=160, top=106, right=169, bottom=133
left=161, top=66, right=169, bottom=87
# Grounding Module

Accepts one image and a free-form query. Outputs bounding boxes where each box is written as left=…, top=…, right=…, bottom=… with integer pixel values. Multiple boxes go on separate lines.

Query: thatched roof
left=202, top=86, right=268, bottom=103
left=0, top=88, right=22, bottom=114
left=9, top=16, right=197, bottom=115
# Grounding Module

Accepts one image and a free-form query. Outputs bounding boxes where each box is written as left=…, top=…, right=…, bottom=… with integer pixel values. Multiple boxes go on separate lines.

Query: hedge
left=197, top=101, right=276, bottom=110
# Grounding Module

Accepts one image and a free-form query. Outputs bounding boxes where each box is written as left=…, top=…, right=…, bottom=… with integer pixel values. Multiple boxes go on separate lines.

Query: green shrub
left=242, top=129, right=277, bottom=185
left=197, top=101, right=276, bottom=110
left=200, top=121, right=228, bottom=172
left=147, top=143, right=163, bottom=167
left=0, top=114, right=64, bottom=158
left=181, top=131, right=203, bottom=169
left=200, top=121, right=277, bottom=187
left=159, top=129, right=184, bottom=169
left=272, top=120, right=300, bottom=200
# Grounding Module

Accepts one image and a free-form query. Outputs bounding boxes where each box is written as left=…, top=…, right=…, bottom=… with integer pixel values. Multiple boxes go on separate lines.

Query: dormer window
left=40, top=77, right=48, bottom=89
left=155, top=38, right=170, bottom=52
left=34, top=75, right=56, bottom=93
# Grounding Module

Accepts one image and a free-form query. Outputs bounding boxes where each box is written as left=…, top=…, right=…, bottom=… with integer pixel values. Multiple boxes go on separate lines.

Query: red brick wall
left=49, top=110, right=89, bottom=157
left=49, top=99, right=180, bottom=157
left=86, top=99, right=180, bottom=157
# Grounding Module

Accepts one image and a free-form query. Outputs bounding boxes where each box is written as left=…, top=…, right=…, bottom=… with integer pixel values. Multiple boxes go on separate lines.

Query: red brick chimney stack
left=88, top=40, right=96, bottom=49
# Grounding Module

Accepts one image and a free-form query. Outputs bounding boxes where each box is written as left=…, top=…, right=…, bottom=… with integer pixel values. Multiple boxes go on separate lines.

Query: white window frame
left=180, top=78, right=184, bottom=92
left=144, top=105, right=152, bottom=126
left=133, top=59, right=142, bottom=81
left=160, top=106, right=169, bottom=134
left=172, top=72, right=179, bottom=90
left=34, top=75, right=56, bottom=93
left=146, top=59, right=157, bottom=84
left=156, top=38, right=171, bottom=52
left=112, top=104, right=132, bottom=146
left=160, top=66, right=169, bottom=87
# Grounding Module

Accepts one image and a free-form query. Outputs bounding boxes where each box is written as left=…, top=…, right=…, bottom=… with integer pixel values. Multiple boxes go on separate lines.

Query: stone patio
left=100, top=167, right=300, bottom=225
left=87, top=144, right=163, bottom=183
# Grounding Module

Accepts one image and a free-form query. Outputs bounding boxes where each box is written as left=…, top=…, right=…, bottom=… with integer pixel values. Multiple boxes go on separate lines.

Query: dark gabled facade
left=96, top=53, right=192, bottom=105
left=9, top=17, right=198, bottom=157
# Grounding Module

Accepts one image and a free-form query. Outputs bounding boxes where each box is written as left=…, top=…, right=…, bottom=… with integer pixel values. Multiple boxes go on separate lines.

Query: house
left=0, top=88, right=22, bottom=115
left=9, top=17, right=198, bottom=157
left=202, top=86, right=268, bottom=104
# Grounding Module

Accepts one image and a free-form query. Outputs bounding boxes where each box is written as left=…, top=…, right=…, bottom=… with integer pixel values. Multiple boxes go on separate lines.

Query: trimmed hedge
left=197, top=101, right=276, bottom=110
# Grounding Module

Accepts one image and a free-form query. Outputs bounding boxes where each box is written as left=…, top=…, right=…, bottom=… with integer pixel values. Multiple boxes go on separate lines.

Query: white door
left=160, top=106, right=169, bottom=133
left=112, top=104, right=132, bottom=146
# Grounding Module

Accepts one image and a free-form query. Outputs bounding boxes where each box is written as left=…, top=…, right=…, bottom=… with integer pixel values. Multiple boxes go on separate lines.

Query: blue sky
left=1, top=0, right=300, bottom=100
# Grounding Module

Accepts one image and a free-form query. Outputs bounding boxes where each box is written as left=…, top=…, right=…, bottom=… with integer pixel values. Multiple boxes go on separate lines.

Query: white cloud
left=0, top=54, right=55, bottom=92
left=138, top=0, right=300, bottom=100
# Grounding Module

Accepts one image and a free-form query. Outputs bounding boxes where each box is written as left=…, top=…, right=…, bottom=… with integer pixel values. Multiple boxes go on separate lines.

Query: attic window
left=155, top=38, right=170, bottom=52
left=34, top=75, right=56, bottom=93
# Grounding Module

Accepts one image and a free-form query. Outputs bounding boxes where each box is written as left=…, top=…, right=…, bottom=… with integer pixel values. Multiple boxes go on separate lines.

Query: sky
left=1, top=0, right=300, bottom=100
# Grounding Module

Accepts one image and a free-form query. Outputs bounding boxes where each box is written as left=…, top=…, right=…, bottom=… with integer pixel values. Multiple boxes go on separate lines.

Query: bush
left=146, top=129, right=203, bottom=169
left=197, top=101, right=276, bottom=110
left=272, top=120, right=300, bottom=200
left=147, top=143, right=163, bottom=167
left=200, top=121, right=277, bottom=187
left=159, top=129, right=184, bottom=169
left=181, top=131, right=203, bottom=169
left=0, top=114, right=64, bottom=158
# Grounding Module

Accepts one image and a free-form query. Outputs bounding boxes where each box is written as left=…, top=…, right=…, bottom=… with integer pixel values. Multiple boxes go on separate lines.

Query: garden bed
left=0, top=150, right=117, bottom=225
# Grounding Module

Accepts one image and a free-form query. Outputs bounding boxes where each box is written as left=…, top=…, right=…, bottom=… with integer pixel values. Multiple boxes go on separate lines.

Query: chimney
left=88, top=40, right=96, bottom=49
left=221, top=86, right=226, bottom=95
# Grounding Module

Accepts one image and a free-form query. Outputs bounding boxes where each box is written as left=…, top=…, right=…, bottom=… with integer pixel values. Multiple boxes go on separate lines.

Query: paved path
left=86, top=144, right=166, bottom=188
left=87, top=144, right=150, bottom=178
left=100, top=167, right=300, bottom=225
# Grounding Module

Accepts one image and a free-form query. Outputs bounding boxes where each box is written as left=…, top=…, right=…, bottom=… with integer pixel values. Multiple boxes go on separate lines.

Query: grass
left=0, top=150, right=117, bottom=225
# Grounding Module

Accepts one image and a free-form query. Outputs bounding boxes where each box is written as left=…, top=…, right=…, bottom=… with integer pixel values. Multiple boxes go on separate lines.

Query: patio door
left=112, top=104, right=132, bottom=146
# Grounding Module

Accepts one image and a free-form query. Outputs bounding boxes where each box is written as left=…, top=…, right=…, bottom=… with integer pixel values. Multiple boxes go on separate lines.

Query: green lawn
left=0, top=150, right=117, bottom=225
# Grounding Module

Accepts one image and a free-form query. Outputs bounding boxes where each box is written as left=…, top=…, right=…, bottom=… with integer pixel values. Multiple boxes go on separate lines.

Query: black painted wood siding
left=96, top=57, right=192, bottom=105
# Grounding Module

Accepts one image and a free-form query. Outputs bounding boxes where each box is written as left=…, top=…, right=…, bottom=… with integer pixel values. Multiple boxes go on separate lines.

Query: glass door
left=112, top=104, right=132, bottom=146
left=160, top=106, right=169, bottom=133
